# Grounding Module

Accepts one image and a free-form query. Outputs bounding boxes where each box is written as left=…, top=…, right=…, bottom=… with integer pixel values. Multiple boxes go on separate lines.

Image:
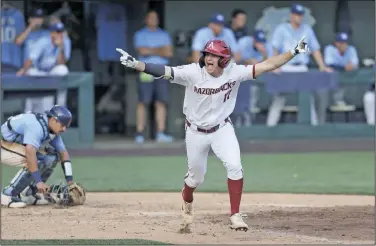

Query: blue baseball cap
left=209, top=13, right=225, bottom=25
left=335, top=32, right=349, bottom=43
left=30, top=8, right=44, bottom=18
left=49, top=22, right=65, bottom=32
left=253, top=30, right=266, bottom=43
left=291, top=4, right=305, bottom=15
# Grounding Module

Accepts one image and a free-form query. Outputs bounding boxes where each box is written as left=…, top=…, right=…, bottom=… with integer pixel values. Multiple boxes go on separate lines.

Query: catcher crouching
left=0, top=105, right=86, bottom=208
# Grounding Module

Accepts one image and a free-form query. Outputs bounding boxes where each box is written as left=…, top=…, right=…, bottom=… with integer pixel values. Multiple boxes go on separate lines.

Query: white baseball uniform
left=171, top=62, right=255, bottom=188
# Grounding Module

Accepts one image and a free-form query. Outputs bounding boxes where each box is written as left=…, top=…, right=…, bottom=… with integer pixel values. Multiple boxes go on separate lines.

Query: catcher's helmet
left=46, top=105, right=72, bottom=127
left=199, top=39, right=231, bottom=68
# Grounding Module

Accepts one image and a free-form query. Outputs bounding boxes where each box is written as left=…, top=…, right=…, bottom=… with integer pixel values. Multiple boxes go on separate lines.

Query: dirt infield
left=2, top=193, right=374, bottom=244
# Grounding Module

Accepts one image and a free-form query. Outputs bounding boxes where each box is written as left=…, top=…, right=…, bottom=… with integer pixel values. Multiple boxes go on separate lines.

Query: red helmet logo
left=199, top=39, right=232, bottom=68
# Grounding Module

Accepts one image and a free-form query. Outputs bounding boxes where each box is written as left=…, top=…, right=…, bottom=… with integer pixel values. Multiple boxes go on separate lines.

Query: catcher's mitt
left=46, top=182, right=86, bottom=206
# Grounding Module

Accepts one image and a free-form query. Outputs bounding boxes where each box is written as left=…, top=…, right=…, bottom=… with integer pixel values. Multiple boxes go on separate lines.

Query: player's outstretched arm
left=116, top=48, right=174, bottom=80
left=254, top=36, right=308, bottom=78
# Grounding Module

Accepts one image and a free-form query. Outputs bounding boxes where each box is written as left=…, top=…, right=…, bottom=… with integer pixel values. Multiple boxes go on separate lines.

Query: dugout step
left=329, top=104, right=356, bottom=112
left=282, top=106, right=299, bottom=112
left=328, top=103, right=357, bottom=123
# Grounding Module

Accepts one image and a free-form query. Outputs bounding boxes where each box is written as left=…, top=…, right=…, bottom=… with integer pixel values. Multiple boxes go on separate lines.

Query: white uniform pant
left=24, top=65, right=69, bottom=113
left=1, top=140, right=51, bottom=168
left=184, top=120, right=243, bottom=188
left=266, top=65, right=318, bottom=126
left=1, top=140, right=27, bottom=167
left=363, top=91, right=375, bottom=125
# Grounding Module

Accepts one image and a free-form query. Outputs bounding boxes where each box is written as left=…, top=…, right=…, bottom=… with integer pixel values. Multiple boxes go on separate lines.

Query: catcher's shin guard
left=4, top=153, right=58, bottom=198
left=40, top=153, right=59, bottom=182
left=21, top=154, right=58, bottom=205
left=3, top=168, right=33, bottom=197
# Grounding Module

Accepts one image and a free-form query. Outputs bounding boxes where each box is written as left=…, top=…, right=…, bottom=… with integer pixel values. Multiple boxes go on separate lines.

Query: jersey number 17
left=223, top=89, right=232, bottom=102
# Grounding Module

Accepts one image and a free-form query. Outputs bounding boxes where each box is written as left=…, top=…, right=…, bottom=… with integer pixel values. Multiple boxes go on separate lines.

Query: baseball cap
left=49, top=22, right=65, bottom=32
left=209, top=13, right=225, bottom=25
left=253, top=30, right=266, bottom=43
left=291, top=4, right=305, bottom=15
left=335, top=32, right=349, bottom=43
left=30, top=8, right=44, bottom=18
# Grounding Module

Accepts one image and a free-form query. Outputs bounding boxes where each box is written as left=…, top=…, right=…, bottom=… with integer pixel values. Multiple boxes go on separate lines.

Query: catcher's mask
left=199, top=39, right=231, bottom=68
left=46, top=184, right=70, bottom=206
left=45, top=183, right=86, bottom=206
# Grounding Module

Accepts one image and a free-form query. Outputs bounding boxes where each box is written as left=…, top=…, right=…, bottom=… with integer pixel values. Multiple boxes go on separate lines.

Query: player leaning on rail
left=117, top=36, right=308, bottom=231
left=0, top=105, right=86, bottom=208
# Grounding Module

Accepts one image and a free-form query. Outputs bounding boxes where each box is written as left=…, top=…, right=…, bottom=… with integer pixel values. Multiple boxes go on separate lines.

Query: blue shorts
left=137, top=72, right=169, bottom=104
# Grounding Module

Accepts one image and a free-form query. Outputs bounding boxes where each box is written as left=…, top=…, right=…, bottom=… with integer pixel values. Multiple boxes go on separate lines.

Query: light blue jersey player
left=1, top=105, right=74, bottom=208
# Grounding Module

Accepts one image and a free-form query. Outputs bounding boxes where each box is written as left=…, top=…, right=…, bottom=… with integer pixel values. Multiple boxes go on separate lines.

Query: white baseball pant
left=266, top=65, right=318, bottom=126
left=184, top=121, right=243, bottom=188
left=1, top=140, right=27, bottom=167
left=1, top=140, right=55, bottom=167
left=363, top=91, right=375, bottom=125
left=24, top=65, right=69, bottom=113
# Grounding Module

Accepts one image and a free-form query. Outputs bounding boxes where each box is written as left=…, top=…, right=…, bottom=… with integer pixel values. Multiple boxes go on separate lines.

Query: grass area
left=2, top=151, right=373, bottom=195
left=1, top=239, right=171, bottom=245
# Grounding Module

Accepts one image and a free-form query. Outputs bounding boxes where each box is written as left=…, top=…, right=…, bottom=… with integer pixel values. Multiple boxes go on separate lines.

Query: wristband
left=31, top=170, right=42, bottom=183
left=61, top=161, right=73, bottom=181
left=144, top=63, right=173, bottom=80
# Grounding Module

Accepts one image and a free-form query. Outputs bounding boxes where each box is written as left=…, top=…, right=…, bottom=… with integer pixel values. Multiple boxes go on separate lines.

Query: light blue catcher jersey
left=1, top=7, right=25, bottom=68
left=1, top=112, right=66, bottom=152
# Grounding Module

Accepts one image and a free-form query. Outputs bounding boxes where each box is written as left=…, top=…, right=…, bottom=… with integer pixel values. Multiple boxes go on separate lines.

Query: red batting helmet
left=198, top=39, right=232, bottom=68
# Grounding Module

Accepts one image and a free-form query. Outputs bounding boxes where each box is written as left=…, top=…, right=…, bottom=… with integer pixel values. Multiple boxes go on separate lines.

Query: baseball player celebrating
left=1, top=105, right=74, bottom=208
left=117, top=37, right=308, bottom=231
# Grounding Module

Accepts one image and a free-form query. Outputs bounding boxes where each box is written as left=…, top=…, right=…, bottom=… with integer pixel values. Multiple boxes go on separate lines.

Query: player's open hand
left=291, top=36, right=309, bottom=56
left=36, top=182, right=50, bottom=194
left=116, top=48, right=138, bottom=69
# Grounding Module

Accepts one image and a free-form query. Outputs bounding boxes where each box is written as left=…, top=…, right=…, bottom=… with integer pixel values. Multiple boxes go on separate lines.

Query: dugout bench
left=1, top=72, right=95, bottom=148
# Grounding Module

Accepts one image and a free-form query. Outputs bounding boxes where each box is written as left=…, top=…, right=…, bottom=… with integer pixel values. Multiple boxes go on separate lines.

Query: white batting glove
left=116, top=48, right=138, bottom=69
left=291, top=36, right=309, bottom=56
